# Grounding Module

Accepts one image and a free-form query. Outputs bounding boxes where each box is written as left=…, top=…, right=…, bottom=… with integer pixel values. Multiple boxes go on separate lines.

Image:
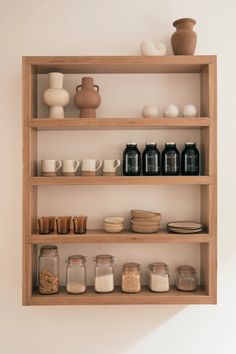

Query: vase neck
left=49, top=72, right=63, bottom=88
left=176, top=22, right=194, bottom=30
left=82, top=77, right=94, bottom=89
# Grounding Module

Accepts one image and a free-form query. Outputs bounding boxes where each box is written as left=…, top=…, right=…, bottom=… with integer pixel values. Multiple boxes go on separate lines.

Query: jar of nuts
left=121, top=262, right=141, bottom=293
left=38, top=245, right=59, bottom=295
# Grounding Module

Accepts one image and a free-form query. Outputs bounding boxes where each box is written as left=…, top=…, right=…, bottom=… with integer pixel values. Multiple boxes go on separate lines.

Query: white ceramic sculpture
left=182, top=104, right=197, bottom=117
left=43, top=72, right=70, bottom=118
left=164, top=104, right=179, bottom=118
left=142, top=105, right=159, bottom=118
left=140, top=40, right=167, bottom=56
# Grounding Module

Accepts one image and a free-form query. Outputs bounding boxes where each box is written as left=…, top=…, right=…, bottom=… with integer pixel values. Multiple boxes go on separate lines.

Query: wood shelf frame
left=22, top=55, right=217, bottom=306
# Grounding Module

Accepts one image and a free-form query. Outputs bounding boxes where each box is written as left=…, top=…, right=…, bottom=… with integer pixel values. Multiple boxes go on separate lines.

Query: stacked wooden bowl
left=131, top=210, right=161, bottom=233
left=104, top=216, right=125, bottom=233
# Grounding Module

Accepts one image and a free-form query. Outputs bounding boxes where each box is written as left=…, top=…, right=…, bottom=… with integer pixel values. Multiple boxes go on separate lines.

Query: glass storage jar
left=148, top=262, right=170, bottom=292
left=66, top=255, right=86, bottom=294
left=181, top=142, right=200, bottom=175
left=176, top=265, right=198, bottom=291
left=123, top=143, right=141, bottom=176
left=38, top=245, right=59, bottom=295
left=143, top=143, right=161, bottom=175
left=162, top=142, right=180, bottom=175
left=121, top=262, right=141, bottom=293
left=94, top=254, right=114, bottom=293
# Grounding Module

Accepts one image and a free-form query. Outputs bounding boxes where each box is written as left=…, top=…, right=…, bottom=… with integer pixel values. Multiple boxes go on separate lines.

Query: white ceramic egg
left=182, top=104, right=197, bottom=117
left=142, top=105, right=159, bottom=118
left=140, top=40, right=167, bottom=56
left=164, top=104, right=179, bottom=118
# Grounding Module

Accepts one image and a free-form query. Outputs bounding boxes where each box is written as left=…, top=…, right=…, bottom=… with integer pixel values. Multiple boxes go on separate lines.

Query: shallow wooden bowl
left=131, top=224, right=160, bottom=233
left=131, top=219, right=160, bottom=227
left=131, top=210, right=161, bottom=219
left=131, top=214, right=161, bottom=223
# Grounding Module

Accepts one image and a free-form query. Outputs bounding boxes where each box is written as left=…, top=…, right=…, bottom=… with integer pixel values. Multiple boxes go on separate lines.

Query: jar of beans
left=38, top=245, right=59, bottom=295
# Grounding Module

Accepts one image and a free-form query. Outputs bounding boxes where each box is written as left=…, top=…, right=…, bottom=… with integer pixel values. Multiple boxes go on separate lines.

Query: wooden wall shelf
left=22, top=55, right=217, bottom=305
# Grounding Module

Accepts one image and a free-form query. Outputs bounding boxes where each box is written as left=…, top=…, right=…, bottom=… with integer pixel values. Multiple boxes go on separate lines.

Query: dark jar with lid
left=123, top=143, right=141, bottom=176
left=162, top=142, right=180, bottom=175
left=181, top=142, right=200, bottom=175
left=143, top=143, right=161, bottom=176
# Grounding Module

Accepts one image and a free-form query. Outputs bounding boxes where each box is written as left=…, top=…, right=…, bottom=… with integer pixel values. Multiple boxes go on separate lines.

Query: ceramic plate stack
left=167, top=221, right=204, bottom=234
left=131, top=210, right=161, bottom=233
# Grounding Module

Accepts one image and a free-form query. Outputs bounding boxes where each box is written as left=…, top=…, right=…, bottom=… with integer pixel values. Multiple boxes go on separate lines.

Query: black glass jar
left=123, top=143, right=141, bottom=176
left=181, top=142, right=200, bottom=175
left=162, top=142, right=180, bottom=175
left=143, top=143, right=161, bottom=175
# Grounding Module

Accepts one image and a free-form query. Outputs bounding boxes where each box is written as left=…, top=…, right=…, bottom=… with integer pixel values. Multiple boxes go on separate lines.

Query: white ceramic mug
left=62, top=160, right=80, bottom=176
left=103, top=159, right=120, bottom=175
left=41, top=159, right=62, bottom=176
left=81, top=159, right=102, bottom=176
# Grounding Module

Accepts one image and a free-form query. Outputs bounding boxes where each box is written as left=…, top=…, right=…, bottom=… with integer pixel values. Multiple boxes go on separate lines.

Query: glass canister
left=176, top=265, right=198, bottom=291
left=38, top=245, right=59, bottom=295
left=121, top=262, right=141, bottom=293
left=148, top=262, right=170, bottom=292
left=66, top=255, right=86, bottom=294
left=143, top=143, right=161, bottom=176
left=94, top=254, right=114, bottom=293
left=181, top=142, right=200, bottom=175
left=123, top=143, right=141, bottom=176
left=162, top=142, right=180, bottom=175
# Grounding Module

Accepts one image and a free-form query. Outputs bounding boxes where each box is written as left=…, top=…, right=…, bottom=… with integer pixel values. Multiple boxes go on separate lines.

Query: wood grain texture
left=28, top=286, right=212, bottom=306
left=28, top=229, right=211, bottom=244
left=29, top=176, right=212, bottom=185
left=29, top=118, right=212, bottom=130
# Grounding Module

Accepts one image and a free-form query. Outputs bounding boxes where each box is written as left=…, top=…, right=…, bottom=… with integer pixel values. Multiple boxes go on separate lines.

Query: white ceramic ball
left=183, top=104, right=197, bottom=117
left=142, top=105, right=159, bottom=118
left=164, top=104, right=179, bottom=118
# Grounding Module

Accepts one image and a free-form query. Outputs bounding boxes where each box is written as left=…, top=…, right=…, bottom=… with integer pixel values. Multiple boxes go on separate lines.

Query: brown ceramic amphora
left=74, top=77, right=101, bottom=118
left=171, top=18, right=197, bottom=55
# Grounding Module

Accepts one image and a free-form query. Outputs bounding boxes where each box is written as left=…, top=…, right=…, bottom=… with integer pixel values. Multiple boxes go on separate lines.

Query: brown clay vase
left=171, top=18, right=197, bottom=55
left=74, top=77, right=101, bottom=118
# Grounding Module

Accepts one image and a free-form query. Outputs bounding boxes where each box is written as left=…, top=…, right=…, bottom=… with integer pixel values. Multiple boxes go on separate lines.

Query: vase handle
left=76, top=85, right=82, bottom=92
left=93, top=85, right=99, bottom=92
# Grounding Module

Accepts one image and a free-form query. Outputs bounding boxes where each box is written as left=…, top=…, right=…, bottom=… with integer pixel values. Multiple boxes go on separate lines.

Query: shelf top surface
left=23, top=55, right=216, bottom=74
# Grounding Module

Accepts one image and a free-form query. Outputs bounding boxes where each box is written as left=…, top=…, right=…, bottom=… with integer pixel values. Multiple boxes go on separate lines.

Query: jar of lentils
left=121, top=262, right=141, bottom=293
left=38, top=245, right=59, bottom=295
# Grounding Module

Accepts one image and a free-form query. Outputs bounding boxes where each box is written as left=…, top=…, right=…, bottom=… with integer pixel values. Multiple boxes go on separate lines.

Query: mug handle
left=93, top=85, right=99, bottom=92
left=55, top=160, right=62, bottom=171
left=95, top=160, right=102, bottom=171
left=73, top=160, right=80, bottom=172
left=114, top=159, right=121, bottom=168
left=76, top=85, right=82, bottom=92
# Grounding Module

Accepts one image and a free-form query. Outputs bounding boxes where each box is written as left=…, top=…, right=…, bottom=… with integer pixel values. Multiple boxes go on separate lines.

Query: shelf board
left=29, top=175, right=212, bottom=185
left=24, top=55, right=216, bottom=74
left=28, top=229, right=210, bottom=244
left=29, top=286, right=211, bottom=305
left=29, top=118, right=212, bottom=130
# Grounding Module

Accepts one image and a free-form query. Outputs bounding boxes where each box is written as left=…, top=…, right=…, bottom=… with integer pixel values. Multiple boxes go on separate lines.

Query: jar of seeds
left=38, top=245, right=59, bottom=295
left=121, top=262, right=141, bottom=293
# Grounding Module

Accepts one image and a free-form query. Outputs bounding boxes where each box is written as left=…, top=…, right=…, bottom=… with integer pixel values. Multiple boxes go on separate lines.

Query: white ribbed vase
left=43, top=72, right=70, bottom=118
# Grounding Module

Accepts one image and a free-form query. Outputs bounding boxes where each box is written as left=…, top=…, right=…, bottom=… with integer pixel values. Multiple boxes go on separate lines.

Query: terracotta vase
left=43, top=72, right=70, bottom=118
left=74, top=77, right=101, bottom=118
left=171, top=18, right=197, bottom=55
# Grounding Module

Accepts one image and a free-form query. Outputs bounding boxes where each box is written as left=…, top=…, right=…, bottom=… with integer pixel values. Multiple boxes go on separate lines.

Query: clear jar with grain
left=94, top=254, right=114, bottom=293
left=66, top=255, right=86, bottom=294
left=148, top=262, right=170, bottom=292
left=176, top=265, right=198, bottom=291
left=121, top=262, right=141, bottom=293
left=38, top=245, right=59, bottom=295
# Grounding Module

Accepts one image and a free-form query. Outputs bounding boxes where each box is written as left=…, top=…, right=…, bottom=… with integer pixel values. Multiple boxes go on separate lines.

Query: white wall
left=0, top=0, right=235, bottom=353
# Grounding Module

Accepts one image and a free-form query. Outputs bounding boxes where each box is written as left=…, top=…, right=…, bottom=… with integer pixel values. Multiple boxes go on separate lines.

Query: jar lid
left=94, top=254, right=114, bottom=264
left=68, top=255, right=86, bottom=264
left=185, top=142, right=195, bottom=145
left=126, top=143, right=137, bottom=146
left=146, top=142, right=156, bottom=145
left=165, top=142, right=176, bottom=146
left=122, top=262, right=140, bottom=271
left=148, top=262, right=168, bottom=272
left=40, top=245, right=58, bottom=255
left=176, top=265, right=196, bottom=274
